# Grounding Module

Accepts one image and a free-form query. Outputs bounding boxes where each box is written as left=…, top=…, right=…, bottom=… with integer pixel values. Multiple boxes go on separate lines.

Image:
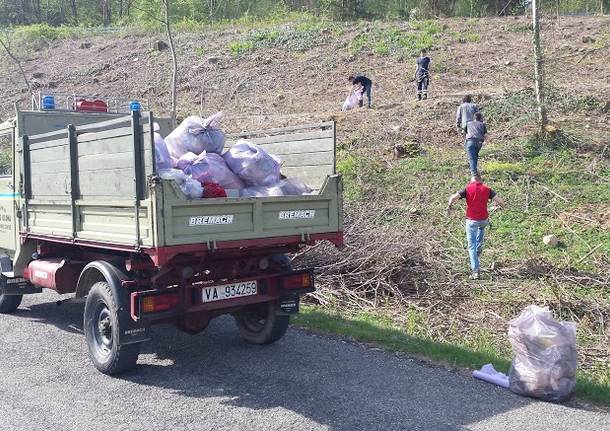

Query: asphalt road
left=0, top=292, right=608, bottom=431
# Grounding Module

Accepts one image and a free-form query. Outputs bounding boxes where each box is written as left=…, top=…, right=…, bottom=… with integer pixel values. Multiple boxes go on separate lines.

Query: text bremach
left=189, top=215, right=235, bottom=226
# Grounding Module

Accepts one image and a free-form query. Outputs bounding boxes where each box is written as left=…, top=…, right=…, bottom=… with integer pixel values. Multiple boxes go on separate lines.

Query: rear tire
left=234, top=301, right=289, bottom=345
left=84, top=281, right=140, bottom=375
left=0, top=294, right=22, bottom=314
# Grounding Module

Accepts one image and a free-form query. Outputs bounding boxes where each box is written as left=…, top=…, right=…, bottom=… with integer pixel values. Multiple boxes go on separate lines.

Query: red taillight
left=141, top=293, right=179, bottom=314
left=281, top=272, right=313, bottom=290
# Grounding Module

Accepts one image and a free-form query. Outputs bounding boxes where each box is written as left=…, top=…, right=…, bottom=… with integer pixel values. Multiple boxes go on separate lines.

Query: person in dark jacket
left=413, top=49, right=431, bottom=100
left=464, top=112, right=487, bottom=175
left=348, top=75, right=372, bottom=108
left=447, top=174, right=505, bottom=280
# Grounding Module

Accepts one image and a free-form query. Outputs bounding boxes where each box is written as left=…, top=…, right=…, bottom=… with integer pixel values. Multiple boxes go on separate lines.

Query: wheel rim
left=91, top=303, right=113, bottom=357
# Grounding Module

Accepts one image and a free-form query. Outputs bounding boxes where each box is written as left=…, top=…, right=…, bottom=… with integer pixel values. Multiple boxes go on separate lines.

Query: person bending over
left=348, top=75, right=373, bottom=108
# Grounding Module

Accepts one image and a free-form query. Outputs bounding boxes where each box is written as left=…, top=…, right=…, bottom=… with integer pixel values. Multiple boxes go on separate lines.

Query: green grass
left=348, top=20, right=442, bottom=59
left=294, top=305, right=610, bottom=405
left=225, top=16, right=343, bottom=55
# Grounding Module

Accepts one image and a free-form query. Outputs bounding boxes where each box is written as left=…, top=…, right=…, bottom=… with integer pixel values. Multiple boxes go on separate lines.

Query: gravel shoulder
left=0, top=292, right=608, bottom=431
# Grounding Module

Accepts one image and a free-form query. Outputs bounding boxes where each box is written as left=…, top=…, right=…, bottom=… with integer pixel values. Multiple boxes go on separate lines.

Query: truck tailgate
left=156, top=174, right=342, bottom=247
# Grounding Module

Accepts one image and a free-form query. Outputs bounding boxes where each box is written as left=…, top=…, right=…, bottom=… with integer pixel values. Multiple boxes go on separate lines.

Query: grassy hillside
left=1, top=14, right=609, bottom=403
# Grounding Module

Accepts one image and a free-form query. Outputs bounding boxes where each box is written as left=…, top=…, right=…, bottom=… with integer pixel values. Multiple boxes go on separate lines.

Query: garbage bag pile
left=508, top=305, right=577, bottom=403
left=153, top=114, right=313, bottom=199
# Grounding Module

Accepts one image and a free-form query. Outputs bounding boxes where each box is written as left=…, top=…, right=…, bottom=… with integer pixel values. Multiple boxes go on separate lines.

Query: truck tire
left=234, top=301, right=289, bottom=345
left=84, top=281, right=140, bottom=375
left=0, top=294, right=22, bottom=314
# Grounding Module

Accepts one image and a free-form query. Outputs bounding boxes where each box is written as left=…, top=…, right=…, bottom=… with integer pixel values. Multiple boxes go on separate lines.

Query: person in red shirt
left=447, top=174, right=505, bottom=279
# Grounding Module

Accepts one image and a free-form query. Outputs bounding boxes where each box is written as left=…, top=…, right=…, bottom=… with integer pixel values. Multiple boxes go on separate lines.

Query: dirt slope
left=1, top=15, right=609, bottom=148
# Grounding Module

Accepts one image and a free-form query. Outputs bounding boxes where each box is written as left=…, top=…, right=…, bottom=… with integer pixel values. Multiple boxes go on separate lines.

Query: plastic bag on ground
left=164, top=113, right=226, bottom=159
left=159, top=168, right=203, bottom=199
left=222, top=140, right=281, bottom=187
left=240, top=184, right=284, bottom=198
left=184, top=152, right=244, bottom=190
left=278, top=178, right=313, bottom=196
left=508, top=305, right=577, bottom=402
left=154, top=132, right=174, bottom=171
left=342, top=85, right=363, bottom=111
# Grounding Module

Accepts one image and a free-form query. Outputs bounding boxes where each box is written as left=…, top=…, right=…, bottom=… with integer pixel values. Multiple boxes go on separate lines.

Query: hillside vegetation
left=1, top=14, right=609, bottom=402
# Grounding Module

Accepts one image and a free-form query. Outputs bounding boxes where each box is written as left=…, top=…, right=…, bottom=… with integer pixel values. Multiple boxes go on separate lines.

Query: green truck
left=0, top=108, right=343, bottom=374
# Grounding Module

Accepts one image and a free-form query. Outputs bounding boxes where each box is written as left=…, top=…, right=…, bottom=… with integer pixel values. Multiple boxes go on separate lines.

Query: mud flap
left=79, top=261, right=150, bottom=346
left=278, top=295, right=300, bottom=315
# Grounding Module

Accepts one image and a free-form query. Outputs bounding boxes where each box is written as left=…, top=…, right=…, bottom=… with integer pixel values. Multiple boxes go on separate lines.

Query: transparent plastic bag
left=342, top=85, right=363, bottom=111
left=165, top=113, right=226, bottom=159
left=508, top=305, right=577, bottom=402
left=223, top=140, right=281, bottom=186
left=159, top=168, right=203, bottom=199
left=278, top=178, right=313, bottom=196
left=154, top=132, right=174, bottom=171
left=184, top=152, right=244, bottom=190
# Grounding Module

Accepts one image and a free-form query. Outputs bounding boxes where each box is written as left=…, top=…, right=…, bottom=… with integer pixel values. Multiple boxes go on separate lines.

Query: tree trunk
left=71, top=0, right=78, bottom=20
left=531, top=0, right=547, bottom=134
left=163, top=0, right=178, bottom=123
left=101, top=0, right=111, bottom=26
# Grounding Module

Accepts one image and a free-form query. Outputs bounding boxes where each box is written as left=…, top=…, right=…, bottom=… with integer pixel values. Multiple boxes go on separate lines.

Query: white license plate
left=202, top=280, right=258, bottom=303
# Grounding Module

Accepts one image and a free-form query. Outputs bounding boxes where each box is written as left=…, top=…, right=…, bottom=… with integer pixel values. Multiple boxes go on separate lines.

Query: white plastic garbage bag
left=342, top=85, right=363, bottom=111
left=159, top=168, right=203, bottom=199
left=508, top=305, right=577, bottom=402
left=278, top=178, right=313, bottom=196
left=154, top=132, right=174, bottom=171
left=223, top=140, right=281, bottom=186
left=183, top=152, right=244, bottom=190
left=165, top=112, right=226, bottom=159
left=240, top=184, right=284, bottom=198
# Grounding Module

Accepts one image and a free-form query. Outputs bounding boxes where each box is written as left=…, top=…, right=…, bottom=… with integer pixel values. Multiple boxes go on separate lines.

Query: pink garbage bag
left=165, top=112, right=226, bottom=159
left=222, top=140, right=281, bottom=187
left=154, top=132, right=174, bottom=171
left=184, top=152, right=244, bottom=190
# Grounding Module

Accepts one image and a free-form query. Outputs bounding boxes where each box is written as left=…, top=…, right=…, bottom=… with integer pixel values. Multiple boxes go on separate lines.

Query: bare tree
left=531, top=0, right=548, bottom=133
left=0, top=34, right=32, bottom=95
left=162, top=0, right=178, bottom=123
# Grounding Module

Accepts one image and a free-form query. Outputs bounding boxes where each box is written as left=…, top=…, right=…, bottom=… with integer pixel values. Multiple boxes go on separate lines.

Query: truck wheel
left=234, top=301, right=289, bottom=345
left=0, top=294, right=22, bottom=314
left=84, top=281, right=140, bottom=375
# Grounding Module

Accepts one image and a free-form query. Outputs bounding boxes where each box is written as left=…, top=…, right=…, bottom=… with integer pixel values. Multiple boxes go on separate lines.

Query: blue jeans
left=465, top=139, right=482, bottom=175
left=466, top=219, right=489, bottom=272
left=359, top=83, right=372, bottom=108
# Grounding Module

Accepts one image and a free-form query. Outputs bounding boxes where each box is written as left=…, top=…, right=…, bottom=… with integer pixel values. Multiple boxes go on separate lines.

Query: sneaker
left=469, top=271, right=480, bottom=280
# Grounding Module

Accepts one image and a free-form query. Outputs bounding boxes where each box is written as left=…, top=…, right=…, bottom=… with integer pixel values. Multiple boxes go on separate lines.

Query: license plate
left=202, top=280, right=258, bottom=303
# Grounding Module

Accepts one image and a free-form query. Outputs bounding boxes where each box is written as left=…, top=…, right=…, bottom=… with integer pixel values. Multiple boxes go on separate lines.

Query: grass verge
left=293, top=305, right=610, bottom=405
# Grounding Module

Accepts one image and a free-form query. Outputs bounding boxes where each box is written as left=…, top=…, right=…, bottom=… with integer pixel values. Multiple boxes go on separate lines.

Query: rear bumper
left=130, top=269, right=314, bottom=322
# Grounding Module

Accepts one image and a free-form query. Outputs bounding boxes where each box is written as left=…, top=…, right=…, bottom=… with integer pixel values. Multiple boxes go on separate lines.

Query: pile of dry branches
left=292, top=202, right=454, bottom=310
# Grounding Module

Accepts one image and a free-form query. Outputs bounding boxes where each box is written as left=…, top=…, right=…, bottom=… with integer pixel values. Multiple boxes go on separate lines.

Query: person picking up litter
left=464, top=112, right=487, bottom=176
left=447, top=174, right=505, bottom=280
left=348, top=75, right=373, bottom=108
left=455, top=95, right=479, bottom=135
left=413, top=49, right=431, bottom=100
